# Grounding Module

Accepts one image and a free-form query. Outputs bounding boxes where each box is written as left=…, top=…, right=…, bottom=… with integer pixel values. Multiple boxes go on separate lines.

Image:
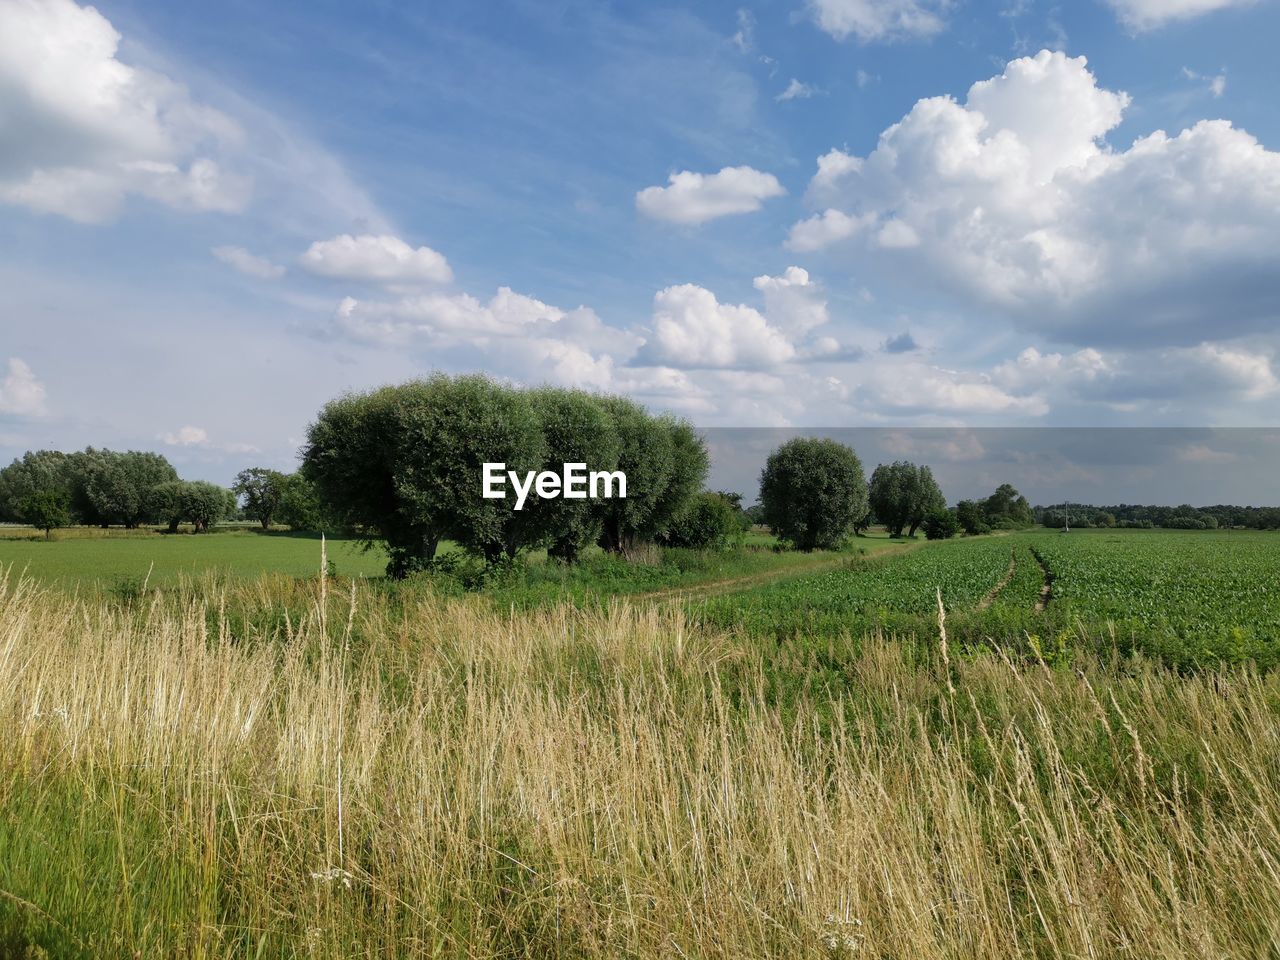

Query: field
left=3, top=527, right=1280, bottom=958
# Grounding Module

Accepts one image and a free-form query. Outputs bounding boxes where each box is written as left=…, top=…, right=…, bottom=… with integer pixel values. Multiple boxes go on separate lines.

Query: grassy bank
left=2, top=572, right=1279, bottom=958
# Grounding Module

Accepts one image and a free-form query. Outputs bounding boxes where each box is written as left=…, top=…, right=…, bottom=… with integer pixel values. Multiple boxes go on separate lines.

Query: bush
left=660, top=492, right=745, bottom=550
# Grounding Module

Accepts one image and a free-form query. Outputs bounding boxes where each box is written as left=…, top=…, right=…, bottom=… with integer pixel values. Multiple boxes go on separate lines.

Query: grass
left=2, top=569, right=1280, bottom=957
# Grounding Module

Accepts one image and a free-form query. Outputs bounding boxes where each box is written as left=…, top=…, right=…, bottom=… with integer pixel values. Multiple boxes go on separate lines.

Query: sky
left=2, top=0, right=1279, bottom=495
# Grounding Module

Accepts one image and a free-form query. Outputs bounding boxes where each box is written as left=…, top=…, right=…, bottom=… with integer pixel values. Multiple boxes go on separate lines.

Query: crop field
left=696, top=529, right=1280, bottom=668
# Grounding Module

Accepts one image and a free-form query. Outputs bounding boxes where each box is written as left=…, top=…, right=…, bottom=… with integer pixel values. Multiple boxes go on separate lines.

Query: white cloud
left=795, top=50, right=1280, bottom=347
left=0, top=359, right=47, bottom=416
left=1104, top=0, right=1258, bottom=30
left=212, top=246, right=285, bottom=280
left=787, top=208, right=873, bottom=251
left=642, top=284, right=797, bottom=368
left=161, top=425, right=209, bottom=446
left=752, top=267, right=831, bottom=338
left=0, top=0, right=251, bottom=222
left=776, top=79, right=817, bottom=102
left=806, top=0, right=952, bottom=41
left=635, top=166, right=785, bottom=225
left=300, top=234, right=453, bottom=286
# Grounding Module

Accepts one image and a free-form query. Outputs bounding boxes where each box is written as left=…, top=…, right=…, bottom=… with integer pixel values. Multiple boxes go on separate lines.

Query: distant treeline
left=1036, top=503, right=1280, bottom=530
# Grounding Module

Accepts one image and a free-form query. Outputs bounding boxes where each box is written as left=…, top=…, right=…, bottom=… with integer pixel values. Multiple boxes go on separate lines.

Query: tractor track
left=976, top=549, right=1017, bottom=611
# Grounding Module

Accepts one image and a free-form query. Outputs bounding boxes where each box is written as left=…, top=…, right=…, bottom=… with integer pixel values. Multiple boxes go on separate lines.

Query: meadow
left=2, top=527, right=1280, bottom=957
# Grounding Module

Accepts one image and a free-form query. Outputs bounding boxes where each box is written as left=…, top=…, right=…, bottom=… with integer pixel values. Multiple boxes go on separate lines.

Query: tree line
left=1036, top=502, right=1280, bottom=530
left=0, top=449, right=239, bottom=538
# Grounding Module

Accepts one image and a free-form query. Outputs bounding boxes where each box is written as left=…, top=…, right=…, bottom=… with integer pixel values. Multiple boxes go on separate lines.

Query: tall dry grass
left=1, top=568, right=1279, bottom=958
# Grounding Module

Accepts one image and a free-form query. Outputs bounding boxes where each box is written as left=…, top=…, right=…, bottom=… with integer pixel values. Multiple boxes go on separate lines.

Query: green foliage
left=923, top=508, right=961, bottom=540
left=0, top=451, right=71, bottom=522
left=526, top=388, right=620, bottom=563
left=594, top=396, right=674, bottom=552
left=17, top=489, right=71, bottom=539
left=868, top=461, right=946, bottom=538
left=232, top=467, right=289, bottom=529
left=955, top=499, right=990, bottom=535
left=274, top=473, right=326, bottom=531
left=148, top=480, right=235, bottom=532
left=303, top=376, right=705, bottom=576
left=759, top=437, right=869, bottom=551
left=982, top=483, right=1035, bottom=529
left=660, top=491, right=746, bottom=550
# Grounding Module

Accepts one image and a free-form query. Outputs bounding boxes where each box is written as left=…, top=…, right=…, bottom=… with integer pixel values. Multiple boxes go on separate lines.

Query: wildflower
left=310, top=866, right=354, bottom=889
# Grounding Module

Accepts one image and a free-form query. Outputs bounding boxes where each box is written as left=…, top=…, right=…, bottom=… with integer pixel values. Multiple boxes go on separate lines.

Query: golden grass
left=1, top=568, right=1279, bottom=958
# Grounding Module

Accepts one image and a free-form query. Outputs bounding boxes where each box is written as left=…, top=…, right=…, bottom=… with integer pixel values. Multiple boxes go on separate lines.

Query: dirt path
left=1032, top=548, right=1053, bottom=612
left=976, top=549, right=1017, bottom=611
left=636, top=540, right=918, bottom=605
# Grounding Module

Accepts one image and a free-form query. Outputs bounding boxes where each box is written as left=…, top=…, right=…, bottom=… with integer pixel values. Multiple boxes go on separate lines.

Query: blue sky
left=2, top=0, right=1279, bottom=486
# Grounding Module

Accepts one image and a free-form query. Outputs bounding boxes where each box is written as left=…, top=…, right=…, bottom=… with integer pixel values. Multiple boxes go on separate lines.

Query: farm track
left=977, top=550, right=1017, bottom=611
left=1032, top=547, right=1053, bottom=612
left=639, top=541, right=920, bottom=605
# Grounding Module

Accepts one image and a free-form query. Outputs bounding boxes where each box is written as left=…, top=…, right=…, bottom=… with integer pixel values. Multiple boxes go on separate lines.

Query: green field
left=0, top=527, right=391, bottom=587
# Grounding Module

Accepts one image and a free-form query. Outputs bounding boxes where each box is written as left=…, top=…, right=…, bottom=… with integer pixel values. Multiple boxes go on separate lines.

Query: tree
left=525, top=388, right=620, bottom=564
left=868, top=461, right=946, bottom=538
left=147, top=480, right=234, bottom=532
left=81, top=450, right=179, bottom=527
left=955, top=500, right=988, bottom=535
left=396, top=375, right=545, bottom=564
left=0, top=451, right=72, bottom=522
left=982, top=483, right=1035, bottom=529
left=595, top=396, right=675, bottom=553
left=182, top=482, right=236, bottom=532
left=275, top=473, right=326, bottom=531
left=759, top=438, right=868, bottom=551
left=641, top=417, right=709, bottom=544
left=18, top=489, right=70, bottom=539
left=234, top=468, right=289, bottom=529
left=922, top=508, right=961, bottom=541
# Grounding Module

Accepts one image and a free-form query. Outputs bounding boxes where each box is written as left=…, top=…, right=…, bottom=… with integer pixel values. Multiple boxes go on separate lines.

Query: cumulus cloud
left=642, top=284, right=797, bottom=368
left=212, top=245, right=285, bottom=280
left=161, top=425, right=209, bottom=446
left=794, top=50, right=1280, bottom=347
left=300, top=234, right=453, bottom=286
left=806, top=0, right=952, bottom=41
left=635, top=166, right=785, bottom=225
left=0, top=0, right=251, bottom=222
left=787, top=208, right=873, bottom=251
left=0, top=359, right=47, bottom=416
left=1104, top=0, right=1258, bottom=30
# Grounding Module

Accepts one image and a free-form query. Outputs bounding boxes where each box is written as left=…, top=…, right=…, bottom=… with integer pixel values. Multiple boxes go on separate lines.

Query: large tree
left=868, top=461, right=946, bottom=538
left=758, top=437, right=868, bottom=551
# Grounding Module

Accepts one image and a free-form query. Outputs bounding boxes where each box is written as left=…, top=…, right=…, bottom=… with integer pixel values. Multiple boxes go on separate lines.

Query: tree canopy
left=302, top=375, right=708, bottom=576
left=758, top=437, right=868, bottom=551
